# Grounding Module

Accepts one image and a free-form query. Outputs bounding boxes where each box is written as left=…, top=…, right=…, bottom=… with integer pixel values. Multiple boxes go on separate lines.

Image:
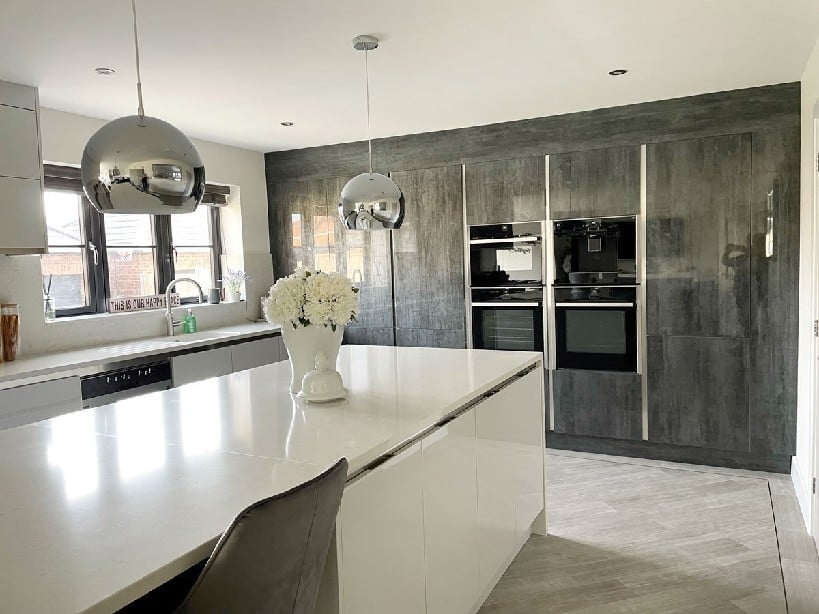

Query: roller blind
left=43, top=164, right=230, bottom=206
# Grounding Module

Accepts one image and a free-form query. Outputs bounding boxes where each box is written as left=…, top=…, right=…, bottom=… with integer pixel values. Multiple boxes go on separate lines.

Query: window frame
left=42, top=168, right=223, bottom=318
left=168, top=207, right=223, bottom=304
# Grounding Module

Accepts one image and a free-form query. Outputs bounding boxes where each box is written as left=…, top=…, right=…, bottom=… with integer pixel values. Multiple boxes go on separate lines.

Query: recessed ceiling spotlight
left=608, top=69, right=628, bottom=76
left=94, top=67, right=116, bottom=75
left=280, top=121, right=294, bottom=127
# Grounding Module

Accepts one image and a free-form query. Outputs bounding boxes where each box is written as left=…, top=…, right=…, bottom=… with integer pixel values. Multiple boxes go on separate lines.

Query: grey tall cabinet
left=646, top=131, right=798, bottom=456
left=268, top=168, right=467, bottom=349
left=391, top=165, right=466, bottom=348
left=268, top=175, right=395, bottom=346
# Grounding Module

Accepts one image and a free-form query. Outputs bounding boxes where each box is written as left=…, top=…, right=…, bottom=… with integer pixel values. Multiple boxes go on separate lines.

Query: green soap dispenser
left=183, top=309, right=197, bottom=334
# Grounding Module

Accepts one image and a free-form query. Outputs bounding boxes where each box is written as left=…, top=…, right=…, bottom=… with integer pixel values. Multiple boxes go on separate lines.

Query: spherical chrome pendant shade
left=339, top=172, right=404, bottom=230
left=81, top=115, right=205, bottom=214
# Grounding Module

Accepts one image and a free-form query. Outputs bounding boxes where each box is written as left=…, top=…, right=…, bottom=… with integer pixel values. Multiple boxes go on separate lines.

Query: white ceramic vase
left=281, top=324, right=344, bottom=394
left=225, top=288, right=241, bottom=303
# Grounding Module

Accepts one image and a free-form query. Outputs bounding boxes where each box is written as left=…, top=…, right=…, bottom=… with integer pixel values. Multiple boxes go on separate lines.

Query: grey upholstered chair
left=175, top=458, right=348, bottom=614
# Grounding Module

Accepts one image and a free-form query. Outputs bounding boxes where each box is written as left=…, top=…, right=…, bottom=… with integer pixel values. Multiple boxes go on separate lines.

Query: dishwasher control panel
left=80, top=360, right=172, bottom=403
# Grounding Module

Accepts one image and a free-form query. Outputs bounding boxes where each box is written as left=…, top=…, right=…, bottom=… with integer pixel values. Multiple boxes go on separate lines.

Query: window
left=41, top=165, right=224, bottom=317
left=104, top=214, right=158, bottom=298
left=40, top=190, right=96, bottom=314
left=170, top=206, right=220, bottom=300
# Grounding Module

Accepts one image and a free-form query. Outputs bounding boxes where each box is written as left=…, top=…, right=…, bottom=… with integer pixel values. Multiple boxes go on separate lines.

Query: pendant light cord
left=365, top=47, right=373, bottom=174
left=131, top=0, right=145, bottom=124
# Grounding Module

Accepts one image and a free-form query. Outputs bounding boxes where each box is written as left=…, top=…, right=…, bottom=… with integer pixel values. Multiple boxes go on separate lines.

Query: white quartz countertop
left=0, top=321, right=281, bottom=388
left=0, top=345, right=541, bottom=614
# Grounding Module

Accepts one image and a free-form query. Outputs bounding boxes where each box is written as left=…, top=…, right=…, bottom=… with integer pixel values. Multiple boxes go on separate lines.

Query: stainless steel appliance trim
left=545, top=154, right=556, bottom=430
left=555, top=302, right=635, bottom=308
left=472, top=302, right=541, bottom=307
left=639, top=144, right=649, bottom=440
left=471, top=285, right=545, bottom=289
left=469, top=236, right=541, bottom=245
left=462, top=164, right=473, bottom=349
left=552, top=283, right=639, bottom=288
left=552, top=214, right=638, bottom=222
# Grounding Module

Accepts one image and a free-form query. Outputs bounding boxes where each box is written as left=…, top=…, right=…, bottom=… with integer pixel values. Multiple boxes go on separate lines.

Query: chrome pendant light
left=339, top=35, right=404, bottom=231
left=81, top=0, right=205, bottom=214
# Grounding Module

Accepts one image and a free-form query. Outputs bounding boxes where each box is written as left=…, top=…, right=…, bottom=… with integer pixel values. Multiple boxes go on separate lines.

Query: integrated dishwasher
left=80, top=359, right=173, bottom=407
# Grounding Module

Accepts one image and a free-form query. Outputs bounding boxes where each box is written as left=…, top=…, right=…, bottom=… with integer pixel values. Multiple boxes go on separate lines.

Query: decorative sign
left=108, top=294, right=181, bottom=313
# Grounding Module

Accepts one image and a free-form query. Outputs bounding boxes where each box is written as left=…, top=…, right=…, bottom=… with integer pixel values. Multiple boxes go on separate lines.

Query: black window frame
left=42, top=165, right=223, bottom=318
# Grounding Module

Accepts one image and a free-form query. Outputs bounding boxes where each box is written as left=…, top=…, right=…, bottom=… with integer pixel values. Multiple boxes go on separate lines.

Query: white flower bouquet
left=262, top=268, right=359, bottom=331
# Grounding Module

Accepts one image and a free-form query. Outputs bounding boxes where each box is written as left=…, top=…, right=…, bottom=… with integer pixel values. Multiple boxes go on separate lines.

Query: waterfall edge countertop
left=0, top=345, right=542, bottom=614
left=0, top=321, right=281, bottom=389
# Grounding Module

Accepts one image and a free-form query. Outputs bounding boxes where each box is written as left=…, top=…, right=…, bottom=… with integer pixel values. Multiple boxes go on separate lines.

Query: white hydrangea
left=262, top=268, right=359, bottom=330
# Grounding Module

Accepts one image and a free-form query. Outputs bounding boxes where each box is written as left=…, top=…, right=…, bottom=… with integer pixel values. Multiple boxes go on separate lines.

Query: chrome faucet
left=165, top=278, right=205, bottom=336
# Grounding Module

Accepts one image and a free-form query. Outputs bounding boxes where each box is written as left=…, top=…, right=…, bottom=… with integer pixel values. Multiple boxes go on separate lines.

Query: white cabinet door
left=0, top=80, right=36, bottom=110
left=0, top=376, right=82, bottom=429
left=0, top=105, right=41, bottom=180
left=338, top=442, right=426, bottom=614
left=276, top=335, right=287, bottom=361
left=475, top=369, right=544, bottom=585
left=0, top=176, right=45, bottom=253
left=230, top=336, right=280, bottom=372
left=171, top=347, right=233, bottom=387
left=422, top=410, right=480, bottom=614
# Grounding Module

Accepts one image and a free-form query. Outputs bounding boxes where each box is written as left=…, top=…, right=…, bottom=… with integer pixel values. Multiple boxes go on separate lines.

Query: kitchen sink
left=166, top=331, right=237, bottom=343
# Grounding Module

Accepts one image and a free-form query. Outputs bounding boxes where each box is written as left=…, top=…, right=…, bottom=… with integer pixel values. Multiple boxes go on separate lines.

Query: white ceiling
left=1, top=1, right=819, bottom=153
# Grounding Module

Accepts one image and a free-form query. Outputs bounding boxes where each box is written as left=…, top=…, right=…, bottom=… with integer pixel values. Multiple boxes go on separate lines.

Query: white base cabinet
left=338, top=442, right=426, bottom=614
left=333, top=366, right=546, bottom=614
left=230, top=336, right=283, bottom=372
left=422, top=410, right=480, bottom=614
left=171, top=347, right=234, bottom=387
left=476, top=369, right=545, bottom=585
left=172, top=334, right=286, bottom=387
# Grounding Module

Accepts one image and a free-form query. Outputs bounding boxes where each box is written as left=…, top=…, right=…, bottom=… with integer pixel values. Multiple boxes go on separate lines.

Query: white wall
left=795, top=34, right=819, bottom=535
left=0, top=107, right=272, bottom=356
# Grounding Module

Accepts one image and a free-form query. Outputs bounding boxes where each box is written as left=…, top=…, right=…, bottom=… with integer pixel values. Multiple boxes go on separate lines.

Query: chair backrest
left=175, top=458, right=348, bottom=614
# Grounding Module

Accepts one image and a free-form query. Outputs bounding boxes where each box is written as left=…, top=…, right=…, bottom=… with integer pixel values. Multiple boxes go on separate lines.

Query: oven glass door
left=470, top=240, right=543, bottom=286
left=472, top=304, right=544, bottom=352
left=555, top=304, right=636, bottom=371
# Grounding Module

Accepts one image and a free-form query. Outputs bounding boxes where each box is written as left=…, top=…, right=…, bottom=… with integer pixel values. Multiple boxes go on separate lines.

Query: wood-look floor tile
left=478, top=453, right=805, bottom=614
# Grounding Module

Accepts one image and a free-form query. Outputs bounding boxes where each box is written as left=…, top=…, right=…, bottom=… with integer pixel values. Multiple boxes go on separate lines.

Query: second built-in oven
left=471, top=287, right=544, bottom=352
left=553, top=286, right=638, bottom=372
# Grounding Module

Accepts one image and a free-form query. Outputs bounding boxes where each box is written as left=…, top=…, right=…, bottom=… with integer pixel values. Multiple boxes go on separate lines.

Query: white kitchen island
left=0, top=345, right=546, bottom=614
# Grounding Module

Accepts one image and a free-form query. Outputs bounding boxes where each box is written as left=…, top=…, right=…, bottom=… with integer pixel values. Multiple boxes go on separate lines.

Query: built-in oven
left=469, top=221, right=544, bottom=287
left=553, top=286, right=638, bottom=372
left=471, top=287, right=544, bottom=352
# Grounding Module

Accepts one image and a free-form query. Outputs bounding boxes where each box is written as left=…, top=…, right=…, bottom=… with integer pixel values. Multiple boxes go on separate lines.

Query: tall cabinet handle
left=765, top=189, right=774, bottom=259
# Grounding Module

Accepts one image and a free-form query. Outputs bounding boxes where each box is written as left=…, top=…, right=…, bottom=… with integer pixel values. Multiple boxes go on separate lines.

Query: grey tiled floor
left=480, top=450, right=819, bottom=613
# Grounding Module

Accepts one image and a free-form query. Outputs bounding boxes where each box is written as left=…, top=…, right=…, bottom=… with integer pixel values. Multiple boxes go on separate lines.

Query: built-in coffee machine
left=552, top=216, right=636, bottom=286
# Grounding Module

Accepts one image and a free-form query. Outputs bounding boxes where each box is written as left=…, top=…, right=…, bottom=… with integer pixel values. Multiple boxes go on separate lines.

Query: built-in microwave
left=553, top=286, right=638, bottom=372
left=469, top=222, right=544, bottom=287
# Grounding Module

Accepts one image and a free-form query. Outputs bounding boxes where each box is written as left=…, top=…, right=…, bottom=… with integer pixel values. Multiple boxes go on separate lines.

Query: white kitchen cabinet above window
left=0, top=79, right=46, bottom=255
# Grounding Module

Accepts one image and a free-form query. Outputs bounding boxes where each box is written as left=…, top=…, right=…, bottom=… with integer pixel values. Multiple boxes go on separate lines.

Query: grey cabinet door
left=749, top=129, right=800, bottom=455
left=646, top=134, right=753, bottom=338
left=549, top=146, right=640, bottom=220
left=267, top=176, right=395, bottom=346
left=390, top=165, right=466, bottom=348
left=647, top=336, right=750, bottom=452
left=464, top=157, right=545, bottom=225
left=552, top=369, right=642, bottom=440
